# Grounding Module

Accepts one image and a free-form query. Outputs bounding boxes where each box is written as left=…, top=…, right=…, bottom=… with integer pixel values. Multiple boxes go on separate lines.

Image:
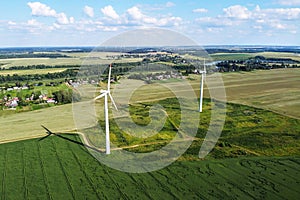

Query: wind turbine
left=94, top=64, right=118, bottom=154
left=199, top=59, right=206, bottom=112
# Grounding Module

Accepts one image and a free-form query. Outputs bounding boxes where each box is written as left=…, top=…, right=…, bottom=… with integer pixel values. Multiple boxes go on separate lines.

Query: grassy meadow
left=188, top=68, right=300, bottom=119
left=210, top=51, right=300, bottom=61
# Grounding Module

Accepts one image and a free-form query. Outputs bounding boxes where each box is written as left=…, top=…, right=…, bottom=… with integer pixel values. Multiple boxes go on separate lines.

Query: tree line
left=0, top=64, right=80, bottom=71
left=216, top=56, right=300, bottom=72
left=0, top=53, right=69, bottom=59
left=0, top=69, right=78, bottom=83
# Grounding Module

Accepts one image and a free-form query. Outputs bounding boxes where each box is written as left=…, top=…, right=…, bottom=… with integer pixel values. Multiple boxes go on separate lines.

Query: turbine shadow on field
left=39, top=125, right=104, bottom=153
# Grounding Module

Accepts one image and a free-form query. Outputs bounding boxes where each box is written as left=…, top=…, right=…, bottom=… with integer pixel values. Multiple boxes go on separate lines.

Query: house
left=47, top=98, right=56, bottom=103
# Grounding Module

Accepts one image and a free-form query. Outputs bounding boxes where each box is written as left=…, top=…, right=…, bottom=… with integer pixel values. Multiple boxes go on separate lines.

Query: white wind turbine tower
left=94, top=64, right=118, bottom=154
left=199, top=59, right=206, bottom=112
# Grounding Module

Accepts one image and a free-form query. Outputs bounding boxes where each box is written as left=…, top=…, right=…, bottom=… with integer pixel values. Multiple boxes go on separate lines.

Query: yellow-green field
left=0, top=52, right=143, bottom=69
left=200, top=68, right=300, bottom=119
left=0, top=68, right=67, bottom=76
left=0, top=68, right=299, bottom=144
left=210, top=52, right=300, bottom=61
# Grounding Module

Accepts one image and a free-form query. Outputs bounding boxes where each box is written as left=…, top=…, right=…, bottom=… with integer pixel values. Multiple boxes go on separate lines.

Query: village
left=0, top=85, right=56, bottom=110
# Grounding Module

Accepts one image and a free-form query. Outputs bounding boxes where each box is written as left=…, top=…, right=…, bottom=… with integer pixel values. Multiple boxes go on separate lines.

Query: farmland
left=0, top=134, right=299, bottom=199
left=0, top=47, right=300, bottom=199
left=0, top=93, right=299, bottom=198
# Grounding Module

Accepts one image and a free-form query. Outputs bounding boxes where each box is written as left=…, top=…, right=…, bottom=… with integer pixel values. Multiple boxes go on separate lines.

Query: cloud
left=166, top=2, right=175, bottom=7
left=193, top=8, right=208, bottom=13
left=27, top=2, right=56, bottom=17
left=263, top=8, right=300, bottom=19
left=27, top=19, right=41, bottom=26
left=84, top=6, right=94, bottom=18
left=125, top=6, right=182, bottom=27
left=101, top=5, right=120, bottom=20
left=277, top=0, right=300, bottom=6
left=27, top=2, right=74, bottom=25
left=127, top=6, right=144, bottom=20
left=223, top=5, right=252, bottom=19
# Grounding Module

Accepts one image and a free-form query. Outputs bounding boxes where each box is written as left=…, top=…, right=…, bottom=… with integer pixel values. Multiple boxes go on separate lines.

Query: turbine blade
left=108, top=93, right=118, bottom=110
left=94, top=93, right=106, bottom=100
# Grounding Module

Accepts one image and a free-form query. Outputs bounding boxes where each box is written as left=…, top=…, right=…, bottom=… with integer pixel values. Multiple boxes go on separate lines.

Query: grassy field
left=0, top=134, right=299, bottom=199
left=189, top=68, right=300, bottom=119
left=210, top=52, right=300, bottom=61
left=0, top=103, right=76, bottom=143
left=0, top=68, right=299, bottom=143
left=0, top=68, right=67, bottom=76
left=0, top=52, right=143, bottom=69
left=0, top=63, right=299, bottom=198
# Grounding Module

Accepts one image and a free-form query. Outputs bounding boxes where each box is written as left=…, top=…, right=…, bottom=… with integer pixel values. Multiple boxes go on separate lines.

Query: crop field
left=0, top=103, right=76, bottom=143
left=0, top=134, right=299, bottom=199
left=0, top=58, right=83, bottom=69
left=0, top=51, right=300, bottom=199
left=0, top=51, right=143, bottom=69
left=210, top=52, right=300, bottom=61
left=189, top=68, right=300, bottom=119
left=1, top=68, right=300, bottom=143
left=0, top=68, right=67, bottom=76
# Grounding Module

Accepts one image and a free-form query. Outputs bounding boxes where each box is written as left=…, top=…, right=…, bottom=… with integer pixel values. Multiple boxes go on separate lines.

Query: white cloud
left=27, top=19, right=41, bottom=26
left=84, top=6, right=94, bottom=18
left=27, top=2, right=74, bottom=25
left=166, top=2, right=175, bottom=7
left=27, top=2, right=57, bottom=17
left=263, top=8, right=300, bottom=19
left=125, top=6, right=182, bottom=27
left=277, top=0, right=300, bottom=6
left=223, top=5, right=252, bottom=19
left=127, top=6, right=144, bottom=20
left=56, top=13, right=69, bottom=24
left=101, top=5, right=120, bottom=20
left=8, top=21, right=16, bottom=25
left=193, top=8, right=208, bottom=13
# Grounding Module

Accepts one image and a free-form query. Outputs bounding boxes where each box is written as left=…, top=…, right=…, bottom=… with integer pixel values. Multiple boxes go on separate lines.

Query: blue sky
left=1, top=0, right=300, bottom=46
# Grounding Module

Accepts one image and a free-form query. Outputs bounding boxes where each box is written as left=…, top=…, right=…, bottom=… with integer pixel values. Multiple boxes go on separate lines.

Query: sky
left=0, top=0, right=300, bottom=47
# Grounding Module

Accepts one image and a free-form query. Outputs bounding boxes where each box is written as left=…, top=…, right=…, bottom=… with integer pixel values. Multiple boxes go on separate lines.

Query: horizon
left=1, top=45, right=300, bottom=49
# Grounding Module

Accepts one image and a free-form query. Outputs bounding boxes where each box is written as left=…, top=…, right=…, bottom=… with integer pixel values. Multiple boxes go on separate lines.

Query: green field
left=1, top=68, right=300, bottom=143
left=189, top=68, right=300, bottom=119
left=210, top=52, right=300, bottom=61
left=0, top=52, right=143, bottom=69
left=0, top=68, right=67, bottom=76
left=0, top=134, right=299, bottom=199
left=0, top=95, right=299, bottom=198
left=0, top=54, right=300, bottom=199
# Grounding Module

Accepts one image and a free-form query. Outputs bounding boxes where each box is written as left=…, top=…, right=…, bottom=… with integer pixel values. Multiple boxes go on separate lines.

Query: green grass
left=188, top=68, right=300, bottom=119
left=210, top=53, right=253, bottom=61
left=0, top=68, right=67, bottom=76
left=210, top=52, right=300, bottom=61
left=79, top=97, right=300, bottom=158
left=0, top=135, right=299, bottom=199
